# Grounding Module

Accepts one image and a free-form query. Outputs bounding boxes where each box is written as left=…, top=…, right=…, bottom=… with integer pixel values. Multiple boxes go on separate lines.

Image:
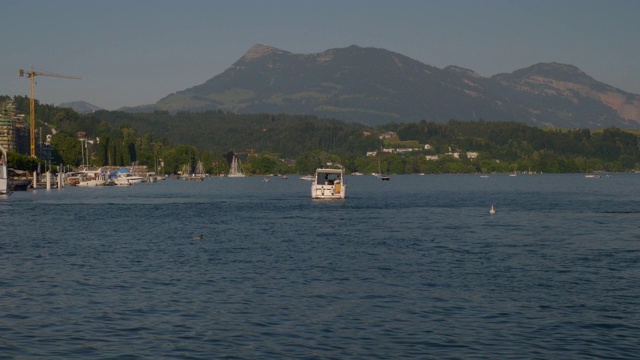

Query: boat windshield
left=316, top=172, right=342, bottom=185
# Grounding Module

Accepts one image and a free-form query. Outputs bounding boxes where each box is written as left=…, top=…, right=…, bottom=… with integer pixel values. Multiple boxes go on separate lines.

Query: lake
left=1, top=174, right=639, bottom=358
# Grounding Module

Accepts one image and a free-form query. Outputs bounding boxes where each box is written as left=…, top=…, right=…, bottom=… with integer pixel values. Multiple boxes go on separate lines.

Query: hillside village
left=369, top=131, right=478, bottom=161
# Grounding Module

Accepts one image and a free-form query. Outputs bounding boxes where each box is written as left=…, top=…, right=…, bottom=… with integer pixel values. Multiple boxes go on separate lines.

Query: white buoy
left=489, top=204, right=496, bottom=215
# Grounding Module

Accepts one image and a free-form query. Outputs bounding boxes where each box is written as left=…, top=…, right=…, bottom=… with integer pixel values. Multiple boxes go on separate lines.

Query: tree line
left=3, top=95, right=640, bottom=175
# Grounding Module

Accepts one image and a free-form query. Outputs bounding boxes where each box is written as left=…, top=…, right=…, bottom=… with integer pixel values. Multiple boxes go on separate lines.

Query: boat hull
left=78, top=180, right=106, bottom=187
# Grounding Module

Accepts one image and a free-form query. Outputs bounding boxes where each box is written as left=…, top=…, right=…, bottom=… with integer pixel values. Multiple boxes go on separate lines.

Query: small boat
left=183, top=160, right=206, bottom=181
left=311, top=168, right=346, bottom=199
left=114, top=176, right=132, bottom=186
left=8, top=169, right=32, bottom=190
left=377, top=158, right=390, bottom=181
left=77, top=178, right=106, bottom=187
left=112, top=172, right=144, bottom=186
left=77, top=170, right=107, bottom=187
left=585, top=174, right=601, bottom=178
left=0, top=144, right=7, bottom=195
left=300, top=174, right=314, bottom=181
left=228, top=155, right=246, bottom=178
left=110, top=168, right=144, bottom=185
left=146, top=172, right=158, bottom=183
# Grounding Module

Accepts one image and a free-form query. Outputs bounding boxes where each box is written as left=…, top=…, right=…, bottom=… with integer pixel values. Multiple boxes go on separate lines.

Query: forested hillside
left=4, top=95, right=640, bottom=175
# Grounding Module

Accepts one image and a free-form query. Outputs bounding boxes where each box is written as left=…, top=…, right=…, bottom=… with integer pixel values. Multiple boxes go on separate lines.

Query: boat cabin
left=311, top=168, right=346, bottom=199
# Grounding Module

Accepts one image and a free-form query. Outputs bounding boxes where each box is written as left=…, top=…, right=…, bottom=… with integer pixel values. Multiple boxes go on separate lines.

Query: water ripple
left=1, top=175, right=640, bottom=358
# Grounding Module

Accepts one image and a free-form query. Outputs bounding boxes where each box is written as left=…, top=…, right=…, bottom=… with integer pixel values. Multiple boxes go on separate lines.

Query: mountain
left=127, top=44, right=640, bottom=128
left=59, top=101, right=103, bottom=114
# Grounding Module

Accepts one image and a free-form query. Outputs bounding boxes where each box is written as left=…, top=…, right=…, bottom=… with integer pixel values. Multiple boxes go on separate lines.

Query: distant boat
left=77, top=178, right=106, bottom=187
left=377, top=158, right=390, bottom=181
left=300, top=174, right=314, bottom=181
left=112, top=168, right=144, bottom=186
left=228, top=155, right=246, bottom=178
left=184, top=160, right=206, bottom=181
left=311, top=168, right=346, bottom=199
left=7, top=168, right=32, bottom=190
left=77, top=169, right=107, bottom=187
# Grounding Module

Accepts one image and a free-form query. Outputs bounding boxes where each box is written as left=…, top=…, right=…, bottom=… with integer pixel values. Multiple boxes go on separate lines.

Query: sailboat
left=184, top=160, right=206, bottom=181
left=77, top=139, right=106, bottom=187
left=228, top=155, right=246, bottom=178
left=378, top=158, right=390, bottom=181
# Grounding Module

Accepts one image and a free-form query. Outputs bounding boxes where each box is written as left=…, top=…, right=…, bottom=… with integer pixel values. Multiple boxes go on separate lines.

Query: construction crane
left=19, top=67, right=82, bottom=158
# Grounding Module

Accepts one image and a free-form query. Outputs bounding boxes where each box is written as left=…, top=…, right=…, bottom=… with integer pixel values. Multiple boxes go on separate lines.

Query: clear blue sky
left=1, top=0, right=638, bottom=110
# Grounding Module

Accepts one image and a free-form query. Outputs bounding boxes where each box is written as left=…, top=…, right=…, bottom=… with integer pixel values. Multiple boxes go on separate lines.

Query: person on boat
left=324, top=173, right=333, bottom=185
left=326, top=174, right=336, bottom=185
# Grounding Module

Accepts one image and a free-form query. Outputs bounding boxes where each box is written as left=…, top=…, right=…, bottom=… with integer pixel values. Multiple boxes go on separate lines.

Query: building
left=425, top=151, right=479, bottom=161
left=0, top=101, right=29, bottom=155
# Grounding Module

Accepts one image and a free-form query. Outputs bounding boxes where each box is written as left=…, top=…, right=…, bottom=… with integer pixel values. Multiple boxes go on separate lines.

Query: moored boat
left=117, top=173, right=144, bottom=185
left=110, top=168, right=144, bottom=185
left=228, top=155, right=246, bottom=178
left=377, top=158, right=390, bottom=181
left=78, top=178, right=106, bottom=187
left=182, top=161, right=206, bottom=181
left=8, top=169, right=32, bottom=191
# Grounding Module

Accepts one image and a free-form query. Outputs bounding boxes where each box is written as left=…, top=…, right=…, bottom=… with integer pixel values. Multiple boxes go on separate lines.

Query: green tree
left=51, top=133, right=82, bottom=167
left=250, top=154, right=279, bottom=175
left=162, top=144, right=197, bottom=174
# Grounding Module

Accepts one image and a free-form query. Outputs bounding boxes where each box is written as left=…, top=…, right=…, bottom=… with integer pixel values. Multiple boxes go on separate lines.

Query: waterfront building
left=0, top=101, right=29, bottom=155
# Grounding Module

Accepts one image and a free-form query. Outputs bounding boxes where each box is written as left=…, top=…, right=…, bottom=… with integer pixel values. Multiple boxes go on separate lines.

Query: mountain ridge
left=59, top=100, right=103, bottom=113
left=125, top=44, right=640, bottom=129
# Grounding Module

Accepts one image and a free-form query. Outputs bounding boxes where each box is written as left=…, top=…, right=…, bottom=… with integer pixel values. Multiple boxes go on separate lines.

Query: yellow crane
left=19, top=67, right=82, bottom=158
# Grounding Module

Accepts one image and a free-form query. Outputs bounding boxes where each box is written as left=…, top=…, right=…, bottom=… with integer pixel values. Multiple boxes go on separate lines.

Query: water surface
left=1, top=174, right=639, bottom=358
